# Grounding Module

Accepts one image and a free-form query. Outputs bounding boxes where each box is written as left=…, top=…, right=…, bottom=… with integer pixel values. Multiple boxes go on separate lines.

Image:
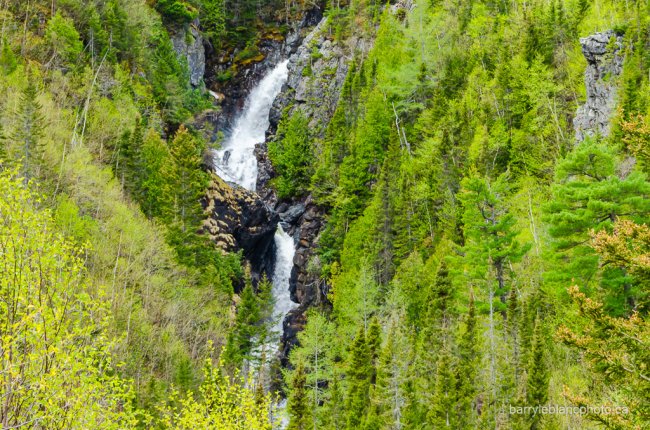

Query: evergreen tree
left=12, top=76, right=44, bottom=181
left=365, top=317, right=410, bottom=430
left=456, top=295, right=478, bottom=427
left=268, top=109, right=314, bottom=198
left=345, top=326, right=373, bottom=429
left=288, top=361, right=310, bottom=430
left=526, top=314, right=548, bottom=430
left=139, top=128, right=171, bottom=219
left=428, top=342, right=457, bottom=428
left=544, top=140, right=650, bottom=313
left=166, top=125, right=208, bottom=232
left=222, top=282, right=261, bottom=367
left=115, top=117, right=144, bottom=195
left=0, top=39, right=17, bottom=75
left=459, top=173, right=530, bottom=304
left=366, top=317, right=382, bottom=383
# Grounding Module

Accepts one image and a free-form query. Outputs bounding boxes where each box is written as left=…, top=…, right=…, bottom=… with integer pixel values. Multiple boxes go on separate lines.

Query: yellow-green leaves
left=0, top=168, right=138, bottom=428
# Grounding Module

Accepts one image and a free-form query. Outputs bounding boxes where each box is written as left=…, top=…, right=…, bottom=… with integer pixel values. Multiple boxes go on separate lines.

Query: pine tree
left=13, top=76, right=44, bottom=181
left=544, top=139, right=650, bottom=313
left=288, top=361, right=310, bottom=430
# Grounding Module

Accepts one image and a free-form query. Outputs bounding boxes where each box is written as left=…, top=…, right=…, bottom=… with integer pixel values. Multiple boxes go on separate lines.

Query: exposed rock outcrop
left=170, top=19, right=206, bottom=88
left=253, top=17, right=373, bottom=356
left=202, top=173, right=278, bottom=284
left=574, top=30, right=624, bottom=143
left=204, top=7, right=325, bottom=132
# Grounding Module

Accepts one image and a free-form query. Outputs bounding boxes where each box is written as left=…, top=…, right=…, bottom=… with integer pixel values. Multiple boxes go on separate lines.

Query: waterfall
left=271, top=226, right=296, bottom=337
left=212, top=59, right=296, bottom=351
left=213, top=60, right=289, bottom=191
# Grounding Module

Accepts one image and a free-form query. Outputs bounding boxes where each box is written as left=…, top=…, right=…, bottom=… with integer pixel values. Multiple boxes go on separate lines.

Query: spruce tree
left=428, top=343, right=456, bottom=428
left=345, top=326, right=373, bottom=429
left=13, top=76, right=44, bottom=181
left=166, top=125, right=207, bottom=230
left=366, top=317, right=382, bottom=383
left=526, top=314, right=548, bottom=430
left=139, top=128, right=171, bottom=219
left=0, top=39, right=17, bottom=75
left=456, top=295, right=478, bottom=427
left=366, top=319, right=409, bottom=430
left=288, top=361, right=310, bottom=430
left=459, top=174, right=530, bottom=304
left=222, top=282, right=261, bottom=368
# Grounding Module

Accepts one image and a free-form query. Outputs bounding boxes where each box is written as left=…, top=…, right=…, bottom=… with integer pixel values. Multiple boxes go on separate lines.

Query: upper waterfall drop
left=213, top=60, right=290, bottom=190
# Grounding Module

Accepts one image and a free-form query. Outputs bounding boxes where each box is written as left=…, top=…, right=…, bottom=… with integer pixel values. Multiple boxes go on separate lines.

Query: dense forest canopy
left=0, top=0, right=648, bottom=428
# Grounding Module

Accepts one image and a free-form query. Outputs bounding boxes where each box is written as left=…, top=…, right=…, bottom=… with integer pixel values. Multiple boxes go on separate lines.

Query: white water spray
left=213, top=60, right=289, bottom=191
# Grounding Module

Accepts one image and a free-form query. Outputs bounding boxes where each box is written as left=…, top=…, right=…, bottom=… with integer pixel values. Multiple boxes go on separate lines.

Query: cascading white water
left=212, top=60, right=297, bottom=355
left=271, top=227, right=296, bottom=336
left=213, top=60, right=289, bottom=191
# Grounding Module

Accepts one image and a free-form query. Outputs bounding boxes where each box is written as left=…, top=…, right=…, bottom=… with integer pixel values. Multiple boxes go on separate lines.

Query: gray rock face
left=170, top=19, right=206, bottom=87
left=268, top=18, right=360, bottom=137
left=252, top=17, right=373, bottom=360
left=574, top=30, right=624, bottom=143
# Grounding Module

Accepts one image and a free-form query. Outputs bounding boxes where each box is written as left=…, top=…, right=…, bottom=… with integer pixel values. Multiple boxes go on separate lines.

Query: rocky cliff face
left=254, top=18, right=373, bottom=355
left=202, top=173, right=278, bottom=285
left=204, top=7, right=324, bottom=132
left=170, top=19, right=206, bottom=88
left=574, top=30, right=624, bottom=143
left=200, top=10, right=372, bottom=362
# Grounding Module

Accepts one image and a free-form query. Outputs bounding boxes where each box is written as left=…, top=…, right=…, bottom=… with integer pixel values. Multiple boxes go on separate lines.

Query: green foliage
left=0, top=168, right=139, bottom=428
left=11, top=76, right=45, bottom=181
left=268, top=109, right=314, bottom=198
left=526, top=315, right=549, bottom=428
left=287, top=361, right=310, bottom=430
left=157, top=355, right=273, bottom=429
left=458, top=173, right=530, bottom=305
left=544, top=139, right=650, bottom=312
left=46, top=12, right=84, bottom=67
left=155, top=0, right=198, bottom=24
left=0, top=39, right=17, bottom=75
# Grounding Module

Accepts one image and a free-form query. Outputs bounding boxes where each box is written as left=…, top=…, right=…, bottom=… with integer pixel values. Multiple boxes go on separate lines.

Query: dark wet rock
left=279, top=203, right=306, bottom=224
left=203, top=6, right=325, bottom=134
left=574, top=30, right=624, bottom=143
left=202, top=173, right=278, bottom=284
left=280, top=306, right=308, bottom=367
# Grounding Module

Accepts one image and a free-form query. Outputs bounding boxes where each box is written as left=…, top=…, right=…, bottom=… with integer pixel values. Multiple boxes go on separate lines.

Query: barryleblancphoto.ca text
left=502, top=404, right=631, bottom=417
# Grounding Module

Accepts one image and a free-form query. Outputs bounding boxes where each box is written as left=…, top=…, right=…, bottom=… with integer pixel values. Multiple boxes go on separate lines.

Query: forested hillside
left=0, top=0, right=648, bottom=428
